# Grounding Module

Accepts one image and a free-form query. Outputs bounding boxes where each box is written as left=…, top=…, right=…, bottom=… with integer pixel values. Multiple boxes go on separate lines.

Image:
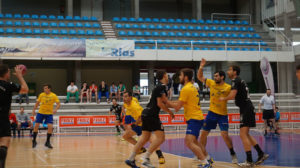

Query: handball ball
left=18, top=64, right=27, bottom=75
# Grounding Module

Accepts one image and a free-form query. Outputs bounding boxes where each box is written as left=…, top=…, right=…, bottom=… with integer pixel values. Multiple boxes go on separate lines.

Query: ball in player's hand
left=18, top=64, right=27, bottom=75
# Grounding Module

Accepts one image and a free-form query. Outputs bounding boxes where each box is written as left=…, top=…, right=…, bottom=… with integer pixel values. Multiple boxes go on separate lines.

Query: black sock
left=246, top=151, right=253, bottom=163
left=116, top=126, right=120, bottom=132
left=254, top=144, right=264, bottom=156
left=46, top=133, right=52, bottom=143
left=156, top=150, right=163, bottom=158
left=0, top=146, right=8, bottom=168
left=229, top=148, right=236, bottom=156
left=33, top=132, right=38, bottom=142
left=120, top=125, right=125, bottom=131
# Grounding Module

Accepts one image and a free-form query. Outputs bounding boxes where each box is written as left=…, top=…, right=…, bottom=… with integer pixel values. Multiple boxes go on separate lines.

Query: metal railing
left=211, top=13, right=252, bottom=24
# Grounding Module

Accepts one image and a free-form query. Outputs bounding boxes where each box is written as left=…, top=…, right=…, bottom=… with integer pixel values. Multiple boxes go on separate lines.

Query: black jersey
left=231, top=77, right=251, bottom=107
left=0, top=80, right=21, bottom=119
left=142, top=83, right=167, bottom=118
left=110, top=104, right=122, bottom=116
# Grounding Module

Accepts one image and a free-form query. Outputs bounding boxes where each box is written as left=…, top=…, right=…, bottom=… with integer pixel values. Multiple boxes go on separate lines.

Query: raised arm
left=197, top=58, right=207, bottom=83
left=14, top=65, right=28, bottom=93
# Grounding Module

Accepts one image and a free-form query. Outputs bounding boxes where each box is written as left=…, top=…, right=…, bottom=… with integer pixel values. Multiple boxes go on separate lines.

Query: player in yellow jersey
left=32, top=84, right=61, bottom=149
left=172, top=68, right=212, bottom=168
left=197, top=58, right=238, bottom=164
left=122, top=91, right=165, bottom=164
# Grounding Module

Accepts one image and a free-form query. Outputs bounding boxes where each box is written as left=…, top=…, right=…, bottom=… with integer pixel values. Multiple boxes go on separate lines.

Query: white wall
left=262, top=0, right=295, bottom=20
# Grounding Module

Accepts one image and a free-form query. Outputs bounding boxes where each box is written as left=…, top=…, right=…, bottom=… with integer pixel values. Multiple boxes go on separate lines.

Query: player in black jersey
left=125, top=70, right=175, bottom=168
left=0, top=64, right=28, bottom=168
left=109, top=98, right=124, bottom=135
left=220, top=65, right=269, bottom=167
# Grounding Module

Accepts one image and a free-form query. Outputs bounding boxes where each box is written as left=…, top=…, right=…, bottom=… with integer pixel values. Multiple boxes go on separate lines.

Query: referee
left=258, top=89, right=279, bottom=135
left=0, top=64, right=28, bottom=168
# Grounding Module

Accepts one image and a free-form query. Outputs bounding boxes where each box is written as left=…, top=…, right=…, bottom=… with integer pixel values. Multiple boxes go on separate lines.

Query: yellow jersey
left=123, top=98, right=143, bottom=126
left=179, top=82, right=204, bottom=121
left=206, top=79, right=231, bottom=115
left=37, top=92, right=60, bottom=115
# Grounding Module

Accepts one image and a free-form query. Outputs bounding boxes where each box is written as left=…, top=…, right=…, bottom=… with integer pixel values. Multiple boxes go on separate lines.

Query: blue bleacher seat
left=194, top=47, right=201, bottom=50
left=225, top=27, right=231, bottom=31
left=142, top=46, right=150, bottom=49
left=65, top=16, right=73, bottom=20
left=180, top=25, right=186, bottom=30
left=14, top=21, right=22, bottom=26
left=213, top=20, right=220, bottom=24
left=172, top=25, right=179, bottom=30
left=210, top=47, right=217, bottom=50
left=92, top=23, right=100, bottom=28
left=59, top=22, right=66, bottom=27
left=84, top=23, right=91, bottom=28
left=136, top=18, right=143, bottom=22
left=95, top=30, right=103, bottom=36
left=206, top=20, right=212, bottom=24
left=0, top=14, right=3, bottom=18
left=247, top=27, right=255, bottom=32
left=113, top=17, right=120, bottom=22
left=176, top=32, right=183, bottom=37
left=127, top=31, right=134, bottom=36
left=240, top=27, right=247, bottom=32
left=77, top=30, right=85, bottom=35
left=139, top=24, right=146, bottom=29
left=5, top=14, right=12, bottom=18
left=0, top=21, right=3, bottom=26
left=15, top=28, right=22, bottom=34
left=75, top=22, right=83, bottom=28
left=115, top=24, right=122, bottom=29
left=0, top=28, right=4, bottom=34
left=40, top=15, right=47, bottom=19
left=231, top=33, right=238, bottom=38
left=152, top=18, right=159, bottom=23
left=207, top=33, right=215, bottom=38
left=124, top=24, right=131, bottom=29
left=195, top=26, right=202, bottom=31
left=49, top=22, right=57, bottom=27
left=160, top=18, right=167, bottom=23
left=242, top=20, right=249, bottom=25
left=232, top=26, right=239, bottom=31
left=118, top=31, right=126, bottom=36
left=132, top=24, right=139, bottom=29
left=74, top=16, right=81, bottom=20
left=90, top=16, right=97, bottom=21
left=14, top=14, right=21, bottom=19
left=51, top=29, right=59, bottom=35
left=86, top=30, right=94, bottom=35
left=265, top=48, right=272, bottom=51
left=57, top=15, right=64, bottom=20
left=215, top=33, right=223, bottom=38
left=187, top=25, right=194, bottom=30
left=242, top=48, right=249, bottom=51
left=159, top=31, right=167, bottom=37
left=67, top=23, right=74, bottom=28
left=167, top=18, right=175, bottom=23
left=238, top=34, right=245, bottom=38
left=235, top=20, right=241, bottom=25
left=202, top=47, right=209, bottom=50
left=80, top=16, right=88, bottom=21
left=41, top=22, right=49, bottom=27
left=60, top=29, right=68, bottom=35
left=152, top=31, right=159, bottom=37
left=22, top=14, right=30, bottom=19
left=144, top=18, right=152, bottom=22
left=245, top=33, right=252, bottom=38
left=183, top=19, right=190, bottom=24
left=32, top=21, right=40, bottom=27
left=226, top=47, right=233, bottom=51
left=190, top=19, right=197, bottom=24
left=157, top=24, right=163, bottom=30
left=218, top=47, right=225, bottom=50
left=129, top=17, right=136, bottom=22
left=164, top=25, right=171, bottom=30
left=185, top=47, right=192, bottom=50
left=135, top=46, right=141, bottom=49
left=192, top=32, right=198, bottom=37
left=167, top=32, right=175, bottom=37
left=203, top=26, right=209, bottom=31
left=136, top=31, right=143, bottom=36
left=24, top=28, right=32, bottom=34
left=253, top=33, right=261, bottom=39
left=233, top=47, right=240, bottom=51
left=62, top=37, right=69, bottom=39
left=5, top=21, right=13, bottom=26
left=174, top=18, right=181, bottom=23
left=184, top=32, right=191, bottom=37
left=227, top=20, right=234, bottom=25
left=33, top=29, right=41, bottom=34
left=210, top=26, right=217, bottom=31
left=250, top=48, right=257, bottom=51
left=49, top=15, right=56, bottom=20
left=223, top=33, right=230, bottom=38
left=147, top=24, right=155, bottom=29
left=220, top=20, right=227, bottom=24
left=159, top=46, right=167, bottom=50
left=144, top=31, right=151, bottom=37
left=260, top=41, right=267, bottom=46
left=31, top=14, right=38, bottom=19
left=121, top=17, right=128, bottom=22
left=167, top=46, right=175, bottom=50
left=199, top=33, right=207, bottom=37
left=177, top=47, right=184, bottom=50
left=42, top=29, right=50, bottom=35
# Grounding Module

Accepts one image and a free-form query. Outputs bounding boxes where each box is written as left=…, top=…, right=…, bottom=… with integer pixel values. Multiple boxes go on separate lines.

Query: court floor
left=6, top=130, right=300, bottom=168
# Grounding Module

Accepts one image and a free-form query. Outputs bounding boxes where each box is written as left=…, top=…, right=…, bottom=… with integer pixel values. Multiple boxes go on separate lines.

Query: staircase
left=100, top=21, right=117, bottom=39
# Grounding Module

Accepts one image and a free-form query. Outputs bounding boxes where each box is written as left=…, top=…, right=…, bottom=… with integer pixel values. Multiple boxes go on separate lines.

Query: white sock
left=144, top=151, right=151, bottom=159
left=206, top=155, right=211, bottom=160
left=200, top=159, right=209, bottom=164
left=128, top=152, right=136, bottom=161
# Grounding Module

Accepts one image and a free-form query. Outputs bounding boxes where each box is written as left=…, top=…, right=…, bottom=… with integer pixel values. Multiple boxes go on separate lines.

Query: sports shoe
left=32, top=140, right=37, bottom=148
left=142, top=158, right=155, bottom=168
left=255, top=153, right=269, bottom=165
left=238, top=161, right=254, bottom=168
left=45, top=142, right=53, bottom=149
left=231, top=154, right=238, bottom=164
left=158, top=156, right=165, bottom=164
left=138, top=147, right=147, bottom=154
left=208, top=157, right=214, bottom=164
left=198, top=162, right=212, bottom=168
left=125, top=160, right=139, bottom=168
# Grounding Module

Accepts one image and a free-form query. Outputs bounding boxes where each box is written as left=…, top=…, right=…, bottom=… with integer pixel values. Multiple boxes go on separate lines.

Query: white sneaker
left=193, top=156, right=199, bottom=161
left=238, top=161, right=254, bottom=168
left=142, top=158, right=155, bottom=168
left=232, top=154, right=238, bottom=164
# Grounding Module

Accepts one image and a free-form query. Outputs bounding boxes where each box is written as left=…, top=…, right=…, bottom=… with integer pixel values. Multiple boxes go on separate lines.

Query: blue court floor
left=161, top=131, right=300, bottom=167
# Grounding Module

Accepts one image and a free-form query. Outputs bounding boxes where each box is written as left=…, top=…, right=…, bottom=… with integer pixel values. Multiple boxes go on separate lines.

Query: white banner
left=260, top=57, right=275, bottom=95
left=86, top=39, right=135, bottom=58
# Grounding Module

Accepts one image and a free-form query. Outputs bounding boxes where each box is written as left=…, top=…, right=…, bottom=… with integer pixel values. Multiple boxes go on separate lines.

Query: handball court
left=6, top=130, right=300, bottom=168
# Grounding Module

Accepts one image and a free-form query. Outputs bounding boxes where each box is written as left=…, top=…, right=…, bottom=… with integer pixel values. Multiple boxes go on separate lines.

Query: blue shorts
left=203, top=111, right=229, bottom=131
left=124, top=115, right=136, bottom=125
left=132, top=126, right=142, bottom=136
left=35, top=113, right=53, bottom=124
left=20, top=122, right=29, bottom=128
left=186, top=119, right=204, bottom=139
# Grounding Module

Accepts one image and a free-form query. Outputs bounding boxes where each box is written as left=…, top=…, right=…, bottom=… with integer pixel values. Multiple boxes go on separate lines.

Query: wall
left=103, top=0, right=132, bottom=20
left=261, top=0, right=295, bottom=20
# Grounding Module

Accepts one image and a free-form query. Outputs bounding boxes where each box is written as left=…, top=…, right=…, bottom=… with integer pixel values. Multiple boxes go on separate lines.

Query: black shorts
left=142, top=116, right=164, bottom=132
left=263, top=110, right=275, bottom=120
left=115, top=114, right=122, bottom=121
left=239, top=103, right=256, bottom=128
left=0, top=120, right=11, bottom=137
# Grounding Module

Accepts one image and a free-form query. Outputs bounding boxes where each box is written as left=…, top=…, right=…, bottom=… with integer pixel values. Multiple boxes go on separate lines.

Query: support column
left=286, top=62, right=293, bottom=93
left=0, top=0, right=2, bottom=14
left=93, top=0, right=103, bottom=20
left=131, top=0, right=139, bottom=18
left=192, top=0, right=202, bottom=20
left=66, top=0, right=73, bottom=16
left=278, top=62, right=288, bottom=93
left=148, top=62, right=155, bottom=94
left=75, top=61, right=81, bottom=87
left=81, top=0, right=92, bottom=17
left=132, top=62, right=140, bottom=85
left=255, top=0, right=261, bottom=24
